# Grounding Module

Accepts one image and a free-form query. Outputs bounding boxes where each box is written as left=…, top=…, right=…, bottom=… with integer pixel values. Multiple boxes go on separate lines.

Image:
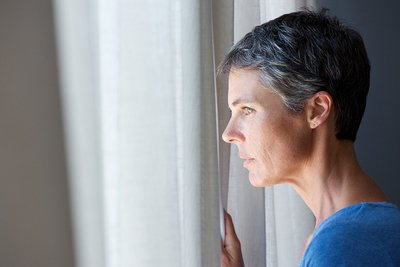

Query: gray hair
left=218, top=9, right=370, bottom=141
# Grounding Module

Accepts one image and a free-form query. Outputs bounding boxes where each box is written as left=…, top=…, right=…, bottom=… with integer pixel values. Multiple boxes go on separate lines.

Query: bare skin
left=220, top=68, right=388, bottom=266
left=221, top=210, right=244, bottom=267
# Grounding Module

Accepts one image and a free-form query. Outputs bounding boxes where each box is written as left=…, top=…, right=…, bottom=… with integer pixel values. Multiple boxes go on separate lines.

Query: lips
left=240, top=156, right=254, bottom=168
left=243, top=159, right=254, bottom=167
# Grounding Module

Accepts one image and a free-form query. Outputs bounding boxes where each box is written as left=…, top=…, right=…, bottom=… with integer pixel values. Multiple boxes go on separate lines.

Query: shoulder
left=301, top=224, right=392, bottom=267
left=300, top=203, right=400, bottom=267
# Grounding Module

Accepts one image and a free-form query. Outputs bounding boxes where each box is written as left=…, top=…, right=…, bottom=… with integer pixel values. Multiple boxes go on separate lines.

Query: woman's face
left=222, top=68, right=312, bottom=187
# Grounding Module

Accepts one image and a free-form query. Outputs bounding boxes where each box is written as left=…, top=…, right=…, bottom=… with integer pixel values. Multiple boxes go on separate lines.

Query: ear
left=306, top=91, right=333, bottom=129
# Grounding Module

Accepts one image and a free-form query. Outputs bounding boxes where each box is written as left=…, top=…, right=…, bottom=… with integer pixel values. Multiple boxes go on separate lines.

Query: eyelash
left=243, top=107, right=255, bottom=115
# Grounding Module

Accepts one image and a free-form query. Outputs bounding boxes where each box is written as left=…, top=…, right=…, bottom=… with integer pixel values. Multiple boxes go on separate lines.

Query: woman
left=219, top=10, right=400, bottom=267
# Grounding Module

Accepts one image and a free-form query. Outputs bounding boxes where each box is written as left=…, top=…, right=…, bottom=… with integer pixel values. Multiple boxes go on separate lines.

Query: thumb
left=221, top=210, right=244, bottom=267
left=224, top=210, right=239, bottom=243
left=223, top=210, right=241, bottom=250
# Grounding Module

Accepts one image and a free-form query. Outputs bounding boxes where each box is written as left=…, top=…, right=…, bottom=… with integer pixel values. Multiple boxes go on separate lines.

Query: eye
left=243, top=107, right=255, bottom=115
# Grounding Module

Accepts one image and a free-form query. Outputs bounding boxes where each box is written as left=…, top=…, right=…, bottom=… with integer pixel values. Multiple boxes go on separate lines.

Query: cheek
left=258, top=115, right=311, bottom=167
left=275, top=119, right=311, bottom=164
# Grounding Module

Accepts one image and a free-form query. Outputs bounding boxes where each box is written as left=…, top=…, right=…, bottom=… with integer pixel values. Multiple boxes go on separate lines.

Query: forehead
left=227, top=68, right=277, bottom=105
left=228, top=68, right=261, bottom=88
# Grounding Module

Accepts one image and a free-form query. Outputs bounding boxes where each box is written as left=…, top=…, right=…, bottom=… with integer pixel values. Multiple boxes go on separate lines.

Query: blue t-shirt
left=299, top=202, right=400, bottom=267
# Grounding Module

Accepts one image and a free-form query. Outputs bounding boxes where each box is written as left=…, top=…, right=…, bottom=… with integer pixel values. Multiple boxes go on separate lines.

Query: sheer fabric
left=54, top=0, right=315, bottom=266
left=55, top=0, right=219, bottom=266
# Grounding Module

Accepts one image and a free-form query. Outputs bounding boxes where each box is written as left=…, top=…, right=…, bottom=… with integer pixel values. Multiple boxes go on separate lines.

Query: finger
left=223, top=211, right=241, bottom=250
left=221, top=238, right=234, bottom=267
left=224, top=210, right=239, bottom=239
left=221, top=240, right=226, bottom=253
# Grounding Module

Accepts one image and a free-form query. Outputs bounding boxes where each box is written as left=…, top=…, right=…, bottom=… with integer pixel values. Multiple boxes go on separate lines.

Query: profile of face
left=222, top=68, right=313, bottom=187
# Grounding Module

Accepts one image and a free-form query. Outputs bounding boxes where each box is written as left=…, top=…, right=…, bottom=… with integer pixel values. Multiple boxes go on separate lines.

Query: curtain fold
left=53, top=1, right=105, bottom=266
left=55, top=0, right=220, bottom=266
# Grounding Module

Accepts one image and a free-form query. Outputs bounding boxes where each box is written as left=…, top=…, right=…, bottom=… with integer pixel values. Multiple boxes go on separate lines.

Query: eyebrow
left=231, top=98, right=258, bottom=107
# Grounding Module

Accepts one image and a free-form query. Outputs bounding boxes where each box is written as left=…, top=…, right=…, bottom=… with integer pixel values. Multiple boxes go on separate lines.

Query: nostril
left=222, top=120, right=242, bottom=144
left=222, top=131, right=235, bottom=144
left=222, top=130, right=230, bottom=143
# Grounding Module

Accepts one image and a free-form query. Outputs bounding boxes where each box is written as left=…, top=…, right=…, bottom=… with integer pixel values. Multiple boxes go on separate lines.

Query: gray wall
left=315, top=0, right=400, bottom=205
left=0, top=0, right=74, bottom=266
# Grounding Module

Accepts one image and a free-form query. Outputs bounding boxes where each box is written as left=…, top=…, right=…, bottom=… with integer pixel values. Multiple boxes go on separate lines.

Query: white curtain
left=54, top=0, right=314, bottom=267
left=54, top=0, right=220, bottom=266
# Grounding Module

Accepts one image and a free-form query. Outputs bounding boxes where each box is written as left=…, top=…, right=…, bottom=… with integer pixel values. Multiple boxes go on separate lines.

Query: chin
left=248, top=172, right=272, bottom=187
left=248, top=170, right=282, bottom=187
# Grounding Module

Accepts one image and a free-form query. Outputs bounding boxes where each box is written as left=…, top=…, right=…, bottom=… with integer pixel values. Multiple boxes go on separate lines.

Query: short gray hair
left=218, top=9, right=370, bottom=142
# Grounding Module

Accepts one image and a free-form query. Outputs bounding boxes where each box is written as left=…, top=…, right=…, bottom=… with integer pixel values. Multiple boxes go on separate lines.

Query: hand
left=221, top=210, right=244, bottom=267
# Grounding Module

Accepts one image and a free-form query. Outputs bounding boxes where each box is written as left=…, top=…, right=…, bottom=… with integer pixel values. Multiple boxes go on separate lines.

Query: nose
left=222, top=118, right=245, bottom=144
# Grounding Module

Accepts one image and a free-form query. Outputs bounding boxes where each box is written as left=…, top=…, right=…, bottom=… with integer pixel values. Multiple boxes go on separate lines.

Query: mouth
left=242, top=158, right=255, bottom=168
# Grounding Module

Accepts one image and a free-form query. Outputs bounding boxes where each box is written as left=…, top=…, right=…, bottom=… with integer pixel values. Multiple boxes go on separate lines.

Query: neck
left=290, top=138, right=388, bottom=229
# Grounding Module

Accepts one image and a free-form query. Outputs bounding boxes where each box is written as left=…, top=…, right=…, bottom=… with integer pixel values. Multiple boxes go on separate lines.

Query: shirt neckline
left=314, top=201, right=397, bottom=236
